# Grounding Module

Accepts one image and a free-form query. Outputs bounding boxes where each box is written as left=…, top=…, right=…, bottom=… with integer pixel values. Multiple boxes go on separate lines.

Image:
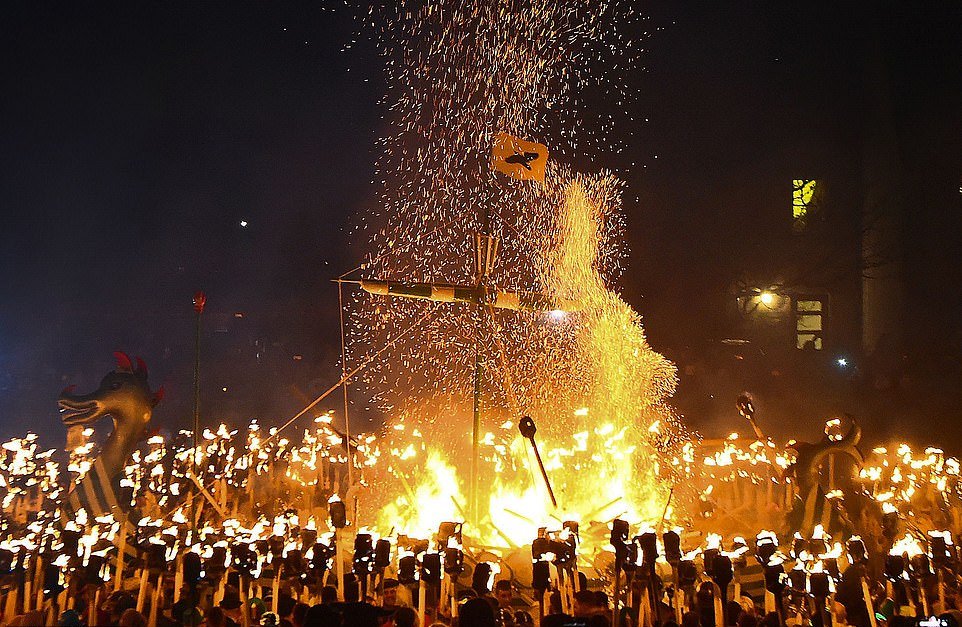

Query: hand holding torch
left=329, top=499, right=347, bottom=601
left=611, top=519, right=630, bottom=627
left=532, top=537, right=551, bottom=620
left=374, top=538, right=392, bottom=604
left=663, top=530, right=683, bottom=623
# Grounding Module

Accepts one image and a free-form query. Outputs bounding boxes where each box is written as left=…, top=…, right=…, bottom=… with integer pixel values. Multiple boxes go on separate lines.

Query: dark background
left=2, top=2, right=960, bottom=448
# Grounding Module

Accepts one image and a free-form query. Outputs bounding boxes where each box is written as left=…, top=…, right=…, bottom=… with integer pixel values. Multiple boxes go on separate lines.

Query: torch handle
left=136, top=568, right=149, bottom=613
left=272, top=568, right=281, bottom=614
left=861, top=578, right=877, bottom=627
left=335, top=530, right=345, bottom=601
left=526, top=437, right=557, bottom=508
left=612, top=568, right=622, bottom=627
left=418, top=579, right=427, bottom=627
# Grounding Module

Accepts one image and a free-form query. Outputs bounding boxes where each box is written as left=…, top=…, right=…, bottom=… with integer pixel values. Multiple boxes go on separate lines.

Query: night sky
left=2, top=2, right=961, bottom=445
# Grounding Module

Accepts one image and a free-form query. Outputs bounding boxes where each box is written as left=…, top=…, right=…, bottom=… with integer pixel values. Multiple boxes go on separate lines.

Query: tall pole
left=471, top=205, right=495, bottom=526
left=191, top=291, right=206, bottom=542
left=471, top=331, right=481, bottom=524
left=337, top=277, right=355, bottom=499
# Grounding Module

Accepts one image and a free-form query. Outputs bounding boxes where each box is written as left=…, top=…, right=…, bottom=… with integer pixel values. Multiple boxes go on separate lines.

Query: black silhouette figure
left=505, top=151, right=540, bottom=170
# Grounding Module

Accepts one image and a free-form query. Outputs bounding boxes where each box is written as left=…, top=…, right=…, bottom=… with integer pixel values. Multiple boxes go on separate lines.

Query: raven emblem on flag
left=491, top=132, right=548, bottom=181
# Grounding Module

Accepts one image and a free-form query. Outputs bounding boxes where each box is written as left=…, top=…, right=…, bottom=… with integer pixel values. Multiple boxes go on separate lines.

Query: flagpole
left=191, top=291, right=206, bottom=544
left=337, top=271, right=355, bottom=503
left=471, top=204, right=493, bottom=527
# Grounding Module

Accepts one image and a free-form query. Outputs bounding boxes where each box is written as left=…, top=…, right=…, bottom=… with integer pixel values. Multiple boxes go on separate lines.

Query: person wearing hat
left=249, top=597, right=267, bottom=625
left=278, top=594, right=297, bottom=627
left=494, top=580, right=514, bottom=611
left=57, top=609, right=83, bottom=627
left=104, top=590, right=138, bottom=625
left=381, top=578, right=400, bottom=608
left=171, top=598, right=204, bottom=627
left=219, top=587, right=244, bottom=627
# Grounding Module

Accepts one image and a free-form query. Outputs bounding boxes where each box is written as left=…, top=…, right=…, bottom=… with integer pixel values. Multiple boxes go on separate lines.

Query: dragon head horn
left=113, top=351, right=134, bottom=373
left=135, top=356, right=149, bottom=379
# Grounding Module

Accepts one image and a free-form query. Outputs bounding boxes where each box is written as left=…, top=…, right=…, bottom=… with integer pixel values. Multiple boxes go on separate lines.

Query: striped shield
left=63, top=459, right=140, bottom=561
left=64, top=458, right=124, bottom=520
left=736, top=562, right=767, bottom=604
left=788, top=486, right=852, bottom=538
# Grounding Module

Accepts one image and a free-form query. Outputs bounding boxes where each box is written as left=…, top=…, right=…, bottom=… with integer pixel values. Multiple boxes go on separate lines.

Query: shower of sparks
left=337, top=0, right=688, bottom=542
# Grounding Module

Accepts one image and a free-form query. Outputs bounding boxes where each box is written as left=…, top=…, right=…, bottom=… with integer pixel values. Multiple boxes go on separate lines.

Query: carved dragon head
left=788, top=415, right=864, bottom=495
left=59, top=352, right=163, bottom=431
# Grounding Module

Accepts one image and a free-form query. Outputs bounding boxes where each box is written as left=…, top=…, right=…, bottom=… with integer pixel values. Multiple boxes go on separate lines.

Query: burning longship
left=340, top=1, right=688, bottom=546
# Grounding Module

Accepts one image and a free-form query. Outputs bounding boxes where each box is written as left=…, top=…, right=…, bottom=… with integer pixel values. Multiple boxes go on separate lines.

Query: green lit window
left=795, top=298, right=824, bottom=350
left=792, top=179, right=818, bottom=231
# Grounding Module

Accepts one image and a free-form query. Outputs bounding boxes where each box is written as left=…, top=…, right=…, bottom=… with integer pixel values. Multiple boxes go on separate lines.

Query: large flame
left=360, top=174, right=685, bottom=549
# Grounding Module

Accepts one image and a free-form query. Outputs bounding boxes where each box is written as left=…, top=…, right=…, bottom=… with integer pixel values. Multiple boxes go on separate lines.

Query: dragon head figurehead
left=787, top=415, right=864, bottom=495
left=59, top=352, right=163, bottom=477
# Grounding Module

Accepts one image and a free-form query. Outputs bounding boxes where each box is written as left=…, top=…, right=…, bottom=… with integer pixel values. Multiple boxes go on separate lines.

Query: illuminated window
left=792, top=179, right=818, bottom=231
left=795, top=298, right=824, bottom=350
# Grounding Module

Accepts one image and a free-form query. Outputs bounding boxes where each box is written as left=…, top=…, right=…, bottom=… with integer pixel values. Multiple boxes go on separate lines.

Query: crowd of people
left=9, top=549, right=962, bottom=627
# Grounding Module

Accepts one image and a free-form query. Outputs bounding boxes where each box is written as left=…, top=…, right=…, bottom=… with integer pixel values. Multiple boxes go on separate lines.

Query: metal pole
left=470, top=205, right=493, bottom=528
left=191, top=291, right=205, bottom=542
left=337, top=279, right=355, bottom=496
left=472, top=331, right=481, bottom=525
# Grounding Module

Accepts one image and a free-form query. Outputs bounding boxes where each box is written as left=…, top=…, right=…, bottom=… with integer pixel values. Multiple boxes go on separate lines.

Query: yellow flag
left=491, top=132, right=548, bottom=182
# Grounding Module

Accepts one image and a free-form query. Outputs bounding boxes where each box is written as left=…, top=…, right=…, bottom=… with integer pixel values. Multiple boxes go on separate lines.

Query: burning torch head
left=268, top=534, right=286, bottom=558
left=703, top=548, right=719, bottom=575
left=233, top=544, right=256, bottom=577
left=84, top=555, right=107, bottom=585
left=788, top=569, right=807, bottom=593
left=532, top=561, right=551, bottom=592
left=610, top=519, right=629, bottom=547
left=420, top=552, right=441, bottom=584
left=146, top=543, right=167, bottom=572
left=0, top=549, right=14, bottom=575
left=472, top=562, right=494, bottom=595
left=43, top=564, right=64, bottom=597
left=910, top=553, right=931, bottom=578
left=884, top=554, right=906, bottom=582
left=398, top=555, right=417, bottom=585
left=791, top=536, right=808, bottom=560
left=678, top=560, right=698, bottom=587
left=353, top=534, right=374, bottom=576
left=300, top=528, right=318, bottom=549
left=809, top=572, right=832, bottom=598
left=549, top=539, right=573, bottom=566
left=532, top=537, right=551, bottom=562
left=929, top=532, right=956, bottom=567
left=662, top=530, right=682, bottom=564
left=437, top=522, right=462, bottom=547
left=846, top=538, right=868, bottom=566
left=329, top=500, right=347, bottom=529
left=882, top=511, right=900, bottom=541
left=764, top=563, right=786, bottom=594
left=518, top=416, right=537, bottom=440
left=311, top=542, right=333, bottom=574
left=183, top=552, right=203, bottom=585
left=755, top=534, right=778, bottom=566
left=710, top=554, right=733, bottom=589
left=285, top=549, right=306, bottom=576
left=736, top=394, right=755, bottom=418
left=207, top=546, right=228, bottom=579
left=444, top=546, right=464, bottom=576
left=374, top=539, right=392, bottom=571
